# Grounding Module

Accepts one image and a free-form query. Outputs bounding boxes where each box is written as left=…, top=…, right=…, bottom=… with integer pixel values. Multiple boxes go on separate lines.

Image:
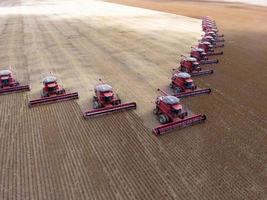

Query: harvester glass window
left=48, top=86, right=56, bottom=91
left=185, top=82, right=193, bottom=89
left=104, top=96, right=112, bottom=102
left=2, top=79, right=9, bottom=85
left=172, top=108, right=181, bottom=116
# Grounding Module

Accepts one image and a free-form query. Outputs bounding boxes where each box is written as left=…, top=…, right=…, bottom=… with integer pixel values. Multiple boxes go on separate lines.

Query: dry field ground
left=0, top=0, right=266, bottom=199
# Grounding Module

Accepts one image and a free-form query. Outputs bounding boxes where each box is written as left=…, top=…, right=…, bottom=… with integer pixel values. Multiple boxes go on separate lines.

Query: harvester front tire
left=115, top=99, right=121, bottom=105
left=93, top=101, right=101, bottom=109
left=159, top=114, right=169, bottom=124
left=174, top=87, right=182, bottom=93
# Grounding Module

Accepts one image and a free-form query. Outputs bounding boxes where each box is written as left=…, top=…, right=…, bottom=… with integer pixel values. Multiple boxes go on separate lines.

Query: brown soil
left=0, top=0, right=267, bottom=199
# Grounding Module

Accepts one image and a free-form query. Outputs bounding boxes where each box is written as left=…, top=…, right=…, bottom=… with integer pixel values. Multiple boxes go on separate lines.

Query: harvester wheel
left=174, top=87, right=181, bottom=93
left=93, top=96, right=98, bottom=101
left=41, top=91, right=48, bottom=97
left=57, top=89, right=64, bottom=95
left=114, top=99, right=121, bottom=105
left=93, top=101, right=102, bottom=109
left=159, top=114, right=169, bottom=124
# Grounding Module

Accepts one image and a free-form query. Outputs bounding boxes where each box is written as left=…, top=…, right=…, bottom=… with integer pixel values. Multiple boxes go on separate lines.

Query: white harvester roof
left=204, top=36, right=213, bottom=40
left=202, top=41, right=211, bottom=45
left=175, top=72, right=191, bottom=79
left=207, top=31, right=215, bottom=34
left=161, top=95, right=180, bottom=105
left=0, top=69, right=12, bottom=76
left=185, top=57, right=197, bottom=62
left=96, top=84, right=113, bottom=92
left=43, top=75, right=57, bottom=84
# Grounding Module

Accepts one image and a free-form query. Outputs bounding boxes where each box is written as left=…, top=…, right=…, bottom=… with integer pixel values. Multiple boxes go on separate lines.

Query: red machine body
left=152, top=89, right=206, bottom=135
left=190, top=48, right=219, bottom=65
left=198, top=41, right=214, bottom=53
left=204, top=31, right=225, bottom=42
left=84, top=83, right=136, bottom=118
left=0, top=69, right=30, bottom=94
left=179, top=56, right=213, bottom=77
left=29, top=75, right=78, bottom=107
left=41, top=76, right=65, bottom=97
left=202, top=16, right=224, bottom=37
left=200, top=36, right=224, bottom=48
left=170, top=72, right=211, bottom=98
left=198, top=42, right=223, bottom=56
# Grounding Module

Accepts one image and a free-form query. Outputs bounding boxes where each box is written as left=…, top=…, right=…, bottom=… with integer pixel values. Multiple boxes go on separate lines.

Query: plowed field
left=0, top=0, right=266, bottom=199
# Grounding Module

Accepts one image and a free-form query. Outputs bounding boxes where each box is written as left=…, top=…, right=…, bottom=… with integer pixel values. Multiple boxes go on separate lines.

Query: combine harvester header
left=84, top=83, right=136, bottom=118
left=153, top=114, right=206, bottom=135
left=152, top=89, right=206, bottom=135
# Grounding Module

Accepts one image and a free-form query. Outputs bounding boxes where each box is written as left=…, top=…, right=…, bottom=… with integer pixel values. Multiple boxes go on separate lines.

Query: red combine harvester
left=190, top=48, right=219, bottom=65
left=198, top=42, right=223, bottom=56
left=169, top=72, right=211, bottom=98
left=202, top=17, right=224, bottom=37
left=0, top=69, right=30, bottom=95
left=179, top=56, right=213, bottom=77
left=204, top=31, right=225, bottom=42
left=204, top=27, right=224, bottom=37
left=83, top=83, right=136, bottom=118
left=203, top=24, right=217, bottom=32
left=152, top=89, right=206, bottom=135
left=28, top=75, right=78, bottom=107
left=200, top=36, right=224, bottom=48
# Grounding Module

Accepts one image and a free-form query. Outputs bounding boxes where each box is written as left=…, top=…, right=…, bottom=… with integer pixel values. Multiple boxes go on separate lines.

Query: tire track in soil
left=32, top=7, right=266, bottom=198
left=0, top=13, right=30, bottom=200
left=19, top=7, right=195, bottom=198
left=30, top=16, right=218, bottom=200
left=29, top=12, right=251, bottom=200
left=27, top=12, right=180, bottom=198
left=37, top=13, right=172, bottom=128
left=1, top=0, right=266, bottom=199
left=22, top=9, right=123, bottom=200
left=23, top=14, right=84, bottom=200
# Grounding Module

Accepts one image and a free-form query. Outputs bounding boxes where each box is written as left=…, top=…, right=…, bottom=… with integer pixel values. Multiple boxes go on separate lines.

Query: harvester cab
left=201, top=34, right=225, bottom=48
left=205, top=30, right=224, bottom=38
left=203, top=25, right=216, bottom=31
left=190, top=48, right=207, bottom=61
left=199, top=41, right=224, bottom=56
left=198, top=41, right=214, bottom=53
left=0, top=70, right=14, bottom=87
left=170, top=72, right=196, bottom=93
left=83, top=82, right=136, bottom=118
left=28, top=74, right=78, bottom=107
left=206, top=31, right=217, bottom=38
left=0, top=69, right=30, bottom=95
left=93, top=83, right=121, bottom=109
left=154, top=94, right=187, bottom=124
left=179, top=55, right=214, bottom=77
left=42, top=76, right=65, bottom=97
left=152, top=89, right=207, bottom=135
left=202, top=36, right=215, bottom=44
left=180, top=56, right=201, bottom=73
left=191, top=47, right=219, bottom=65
